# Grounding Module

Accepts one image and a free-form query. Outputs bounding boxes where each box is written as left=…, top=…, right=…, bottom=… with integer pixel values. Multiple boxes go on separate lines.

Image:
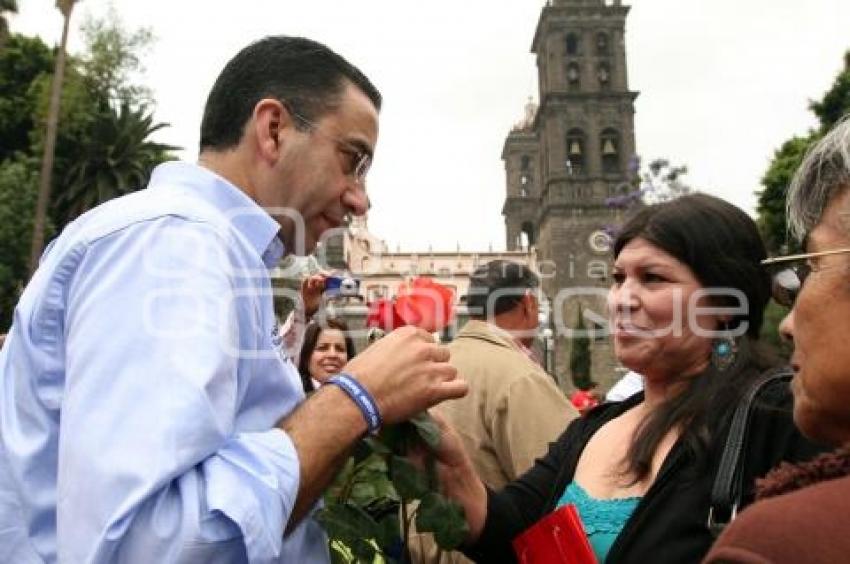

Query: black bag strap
left=707, top=366, right=793, bottom=537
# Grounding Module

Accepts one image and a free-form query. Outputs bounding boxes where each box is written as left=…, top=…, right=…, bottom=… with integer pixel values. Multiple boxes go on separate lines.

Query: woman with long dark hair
left=297, top=318, right=356, bottom=394
left=430, top=194, right=824, bottom=563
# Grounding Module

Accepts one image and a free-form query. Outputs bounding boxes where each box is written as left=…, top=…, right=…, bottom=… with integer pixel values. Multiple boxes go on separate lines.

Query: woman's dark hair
left=200, top=35, right=382, bottom=152
left=297, top=318, right=356, bottom=394
left=612, top=193, right=779, bottom=481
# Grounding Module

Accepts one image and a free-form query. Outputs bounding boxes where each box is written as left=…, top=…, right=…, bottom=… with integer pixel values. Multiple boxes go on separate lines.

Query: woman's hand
left=428, top=411, right=489, bottom=543
left=301, top=273, right=327, bottom=318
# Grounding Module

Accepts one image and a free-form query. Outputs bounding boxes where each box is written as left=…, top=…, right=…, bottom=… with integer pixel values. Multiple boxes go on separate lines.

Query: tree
left=0, top=156, right=46, bottom=328
left=756, top=135, right=816, bottom=254
left=55, top=102, right=176, bottom=222
left=0, top=0, right=17, bottom=49
left=47, top=9, right=175, bottom=227
left=810, top=51, right=850, bottom=130
left=28, top=5, right=179, bottom=274
left=757, top=51, right=850, bottom=254
left=29, top=0, right=79, bottom=275
left=0, top=12, right=176, bottom=327
left=0, top=34, right=55, bottom=164
left=569, top=305, right=592, bottom=390
left=78, top=6, right=153, bottom=110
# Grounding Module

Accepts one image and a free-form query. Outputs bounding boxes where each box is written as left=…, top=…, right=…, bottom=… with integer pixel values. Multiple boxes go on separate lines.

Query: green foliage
left=569, top=306, right=592, bottom=390
left=78, top=7, right=154, bottom=109
left=757, top=52, right=850, bottom=254
left=0, top=157, right=50, bottom=328
left=810, top=52, right=850, bottom=130
left=760, top=300, right=793, bottom=359
left=0, top=14, right=177, bottom=328
left=756, top=135, right=817, bottom=254
left=0, top=34, right=54, bottom=163
left=0, top=0, right=17, bottom=48
left=54, top=103, right=177, bottom=223
left=755, top=51, right=850, bottom=342
left=415, top=492, right=469, bottom=550
left=318, top=413, right=468, bottom=563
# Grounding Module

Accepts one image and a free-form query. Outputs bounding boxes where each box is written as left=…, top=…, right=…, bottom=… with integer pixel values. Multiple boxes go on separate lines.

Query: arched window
left=522, top=222, right=535, bottom=247
left=566, top=62, right=581, bottom=89
left=519, top=154, right=532, bottom=193
left=565, top=129, right=586, bottom=174
left=601, top=128, right=621, bottom=174
left=565, top=33, right=580, bottom=56
left=596, top=32, right=609, bottom=55
left=597, top=62, right=611, bottom=89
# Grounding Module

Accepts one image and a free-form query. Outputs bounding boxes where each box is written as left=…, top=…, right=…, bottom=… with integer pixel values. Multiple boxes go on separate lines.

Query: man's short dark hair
left=466, top=260, right=539, bottom=319
left=199, top=36, right=382, bottom=152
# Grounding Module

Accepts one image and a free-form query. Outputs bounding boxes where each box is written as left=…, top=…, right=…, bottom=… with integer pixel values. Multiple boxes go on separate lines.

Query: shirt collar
left=148, top=161, right=285, bottom=268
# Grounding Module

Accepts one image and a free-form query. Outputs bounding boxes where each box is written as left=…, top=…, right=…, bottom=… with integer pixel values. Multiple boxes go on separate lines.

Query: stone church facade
left=502, top=0, right=638, bottom=390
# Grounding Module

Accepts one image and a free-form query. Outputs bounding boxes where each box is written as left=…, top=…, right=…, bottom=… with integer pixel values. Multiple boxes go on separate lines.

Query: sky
left=11, top=0, right=850, bottom=252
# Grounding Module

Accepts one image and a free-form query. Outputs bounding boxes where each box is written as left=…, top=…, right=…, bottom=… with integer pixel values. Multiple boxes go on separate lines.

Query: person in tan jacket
left=410, top=260, right=577, bottom=564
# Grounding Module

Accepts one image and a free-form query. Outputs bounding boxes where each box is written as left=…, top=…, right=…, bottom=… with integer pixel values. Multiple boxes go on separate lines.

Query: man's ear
left=521, top=292, right=536, bottom=319
left=251, top=98, right=293, bottom=161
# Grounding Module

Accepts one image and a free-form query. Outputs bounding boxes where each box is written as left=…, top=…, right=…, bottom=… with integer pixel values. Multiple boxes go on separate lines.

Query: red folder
left=512, top=503, right=597, bottom=564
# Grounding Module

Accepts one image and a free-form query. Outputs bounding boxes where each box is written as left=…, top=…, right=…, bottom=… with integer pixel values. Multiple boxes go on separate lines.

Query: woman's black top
left=462, top=381, right=824, bottom=563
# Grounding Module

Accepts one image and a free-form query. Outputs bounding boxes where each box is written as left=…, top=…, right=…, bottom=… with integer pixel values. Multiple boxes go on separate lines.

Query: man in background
left=411, top=260, right=576, bottom=563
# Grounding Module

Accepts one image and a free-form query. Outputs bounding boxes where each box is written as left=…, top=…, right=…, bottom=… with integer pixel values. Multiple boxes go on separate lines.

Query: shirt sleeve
left=56, top=218, right=299, bottom=563
left=493, top=371, right=577, bottom=479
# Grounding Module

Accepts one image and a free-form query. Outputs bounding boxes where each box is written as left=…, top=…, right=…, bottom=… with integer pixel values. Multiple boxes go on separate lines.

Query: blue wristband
left=327, top=373, right=382, bottom=435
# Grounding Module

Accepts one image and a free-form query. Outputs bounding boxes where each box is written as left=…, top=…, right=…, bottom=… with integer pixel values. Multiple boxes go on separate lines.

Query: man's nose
left=343, top=183, right=369, bottom=217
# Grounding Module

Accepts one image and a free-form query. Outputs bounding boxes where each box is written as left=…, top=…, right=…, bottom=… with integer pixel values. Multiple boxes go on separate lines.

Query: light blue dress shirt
left=0, top=162, right=329, bottom=563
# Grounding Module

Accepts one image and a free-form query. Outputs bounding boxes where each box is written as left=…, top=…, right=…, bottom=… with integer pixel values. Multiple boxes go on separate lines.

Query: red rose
left=394, top=277, right=455, bottom=333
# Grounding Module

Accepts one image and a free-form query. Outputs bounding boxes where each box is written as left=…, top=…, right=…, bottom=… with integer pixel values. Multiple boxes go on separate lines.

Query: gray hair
left=787, top=114, right=850, bottom=242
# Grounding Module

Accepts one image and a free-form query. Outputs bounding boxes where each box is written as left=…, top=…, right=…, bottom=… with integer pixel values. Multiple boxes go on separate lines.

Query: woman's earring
left=711, top=322, right=738, bottom=371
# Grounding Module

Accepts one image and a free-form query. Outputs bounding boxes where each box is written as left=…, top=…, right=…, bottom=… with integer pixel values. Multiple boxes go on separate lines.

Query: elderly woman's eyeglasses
left=761, top=248, right=850, bottom=307
left=285, top=106, right=372, bottom=185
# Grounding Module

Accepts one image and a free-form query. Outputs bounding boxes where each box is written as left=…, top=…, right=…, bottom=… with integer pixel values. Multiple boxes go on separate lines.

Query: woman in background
left=297, top=318, right=356, bottom=394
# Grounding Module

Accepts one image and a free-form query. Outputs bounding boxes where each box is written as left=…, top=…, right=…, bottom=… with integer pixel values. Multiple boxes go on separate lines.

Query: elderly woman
left=705, top=118, right=850, bottom=563
left=432, top=194, right=823, bottom=563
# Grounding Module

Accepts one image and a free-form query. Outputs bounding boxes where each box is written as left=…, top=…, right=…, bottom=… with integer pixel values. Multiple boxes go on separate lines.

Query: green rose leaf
left=377, top=422, right=412, bottom=455
left=352, top=438, right=375, bottom=463
left=389, top=455, right=430, bottom=500
left=364, top=436, right=392, bottom=455
left=375, top=512, right=402, bottom=552
left=329, top=541, right=351, bottom=564
left=409, top=412, right=441, bottom=450
left=315, top=502, right=379, bottom=544
left=415, top=492, right=470, bottom=550
left=350, top=538, right=379, bottom=563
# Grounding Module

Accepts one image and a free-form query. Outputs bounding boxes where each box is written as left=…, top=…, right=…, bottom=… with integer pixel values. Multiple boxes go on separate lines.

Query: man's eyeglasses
left=285, top=105, right=372, bottom=185
left=761, top=248, right=850, bottom=307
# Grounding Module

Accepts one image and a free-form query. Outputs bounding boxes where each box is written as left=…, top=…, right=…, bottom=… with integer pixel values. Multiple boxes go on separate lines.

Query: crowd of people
left=0, top=33, right=849, bottom=564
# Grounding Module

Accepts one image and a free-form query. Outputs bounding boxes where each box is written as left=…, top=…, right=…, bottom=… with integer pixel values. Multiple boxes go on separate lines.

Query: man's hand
left=343, top=326, right=468, bottom=424
left=280, top=326, right=468, bottom=530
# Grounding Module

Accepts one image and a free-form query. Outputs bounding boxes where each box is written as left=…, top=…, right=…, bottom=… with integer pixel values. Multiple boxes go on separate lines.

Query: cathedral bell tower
left=503, top=0, right=638, bottom=390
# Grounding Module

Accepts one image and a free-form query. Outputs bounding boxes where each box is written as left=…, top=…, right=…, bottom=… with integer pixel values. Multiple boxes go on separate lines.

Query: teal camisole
left=556, top=481, right=641, bottom=563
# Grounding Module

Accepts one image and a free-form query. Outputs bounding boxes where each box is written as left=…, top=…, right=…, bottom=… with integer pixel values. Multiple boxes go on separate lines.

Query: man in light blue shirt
left=0, top=36, right=468, bottom=563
